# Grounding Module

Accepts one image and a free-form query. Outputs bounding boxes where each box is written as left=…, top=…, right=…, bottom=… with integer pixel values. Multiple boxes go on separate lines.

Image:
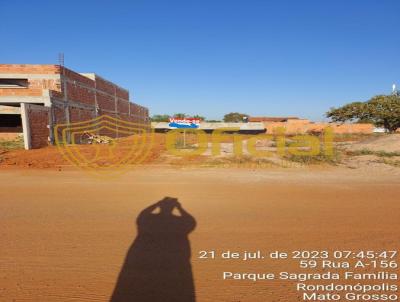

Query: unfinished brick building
left=0, top=64, right=149, bottom=149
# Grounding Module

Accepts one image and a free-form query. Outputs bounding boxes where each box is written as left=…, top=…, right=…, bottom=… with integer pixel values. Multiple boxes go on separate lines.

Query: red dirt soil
left=0, top=168, right=399, bottom=301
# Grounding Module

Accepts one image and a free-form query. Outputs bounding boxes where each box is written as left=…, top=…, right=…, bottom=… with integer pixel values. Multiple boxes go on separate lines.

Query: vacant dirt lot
left=2, top=133, right=400, bottom=171
left=0, top=167, right=399, bottom=301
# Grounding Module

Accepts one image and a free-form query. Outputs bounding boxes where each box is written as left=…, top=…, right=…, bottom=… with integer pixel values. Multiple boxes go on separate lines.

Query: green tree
left=192, top=114, right=205, bottom=121
left=223, top=112, right=249, bottom=122
left=173, top=113, right=186, bottom=119
left=151, top=114, right=170, bottom=122
left=326, top=94, right=400, bottom=132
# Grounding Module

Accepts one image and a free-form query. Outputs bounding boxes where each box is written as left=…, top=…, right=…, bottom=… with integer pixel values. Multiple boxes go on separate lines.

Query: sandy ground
left=0, top=167, right=399, bottom=302
left=344, top=134, right=400, bottom=152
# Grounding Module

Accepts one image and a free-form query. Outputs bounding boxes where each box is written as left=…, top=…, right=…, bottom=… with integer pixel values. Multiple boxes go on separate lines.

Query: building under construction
left=0, top=64, right=149, bottom=149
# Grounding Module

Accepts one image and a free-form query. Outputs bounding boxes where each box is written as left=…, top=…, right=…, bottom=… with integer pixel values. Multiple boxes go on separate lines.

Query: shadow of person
left=110, top=197, right=196, bottom=302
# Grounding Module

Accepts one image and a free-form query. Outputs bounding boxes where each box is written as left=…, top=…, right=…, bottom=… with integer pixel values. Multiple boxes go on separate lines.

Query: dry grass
left=0, top=137, right=24, bottom=150
left=331, top=133, right=378, bottom=142
left=377, top=158, right=400, bottom=167
left=346, top=149, right=400, bottom=158
left=203, top=155, right=279, bottom=168
left=284, top=150, right=342, bottom=165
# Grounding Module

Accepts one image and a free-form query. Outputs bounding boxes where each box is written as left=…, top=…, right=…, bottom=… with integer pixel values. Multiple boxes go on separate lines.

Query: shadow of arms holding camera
left=111, top=197, right=196, bottom=302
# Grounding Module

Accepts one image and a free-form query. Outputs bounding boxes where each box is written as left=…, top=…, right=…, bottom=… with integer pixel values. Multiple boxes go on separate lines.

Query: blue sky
left=1, top=0, right=399, bottom=121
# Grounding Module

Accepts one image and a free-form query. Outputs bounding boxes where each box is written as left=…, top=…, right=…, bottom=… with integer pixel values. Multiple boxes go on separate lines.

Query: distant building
left=152, top=121, right=265, bottom=134
left=248, top=116, right=300, bottom=122
left=248, top=116, right=376, bottom=134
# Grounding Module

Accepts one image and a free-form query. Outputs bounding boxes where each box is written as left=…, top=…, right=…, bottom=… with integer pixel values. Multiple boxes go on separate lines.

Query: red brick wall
left=95, top=77, right=116, bottom=95
left=0, top=64, right=60, bottom=74
left=66, top=82, right=95, bottom=105
left=116, top=87, right=129, bottom=100
left=0, top=88, right=43, bottom=96
left=128, top=103, right=149, bottom=124
left=69, top=106, right=95, bottom=123
left=98, top=112, right=119, bottom=137
left=52, top=104, right=67, bottom=125
left=97, top=93, right=116, bottom=112
left=28, top=79, right=61, bottom=92
left=0, top=64, right=62, bottom=97
left=53, top=68, right=149, bottom=141
left=26, top=104, right=50, bottom=149
left=60, top=67, right=95, bottom=87
left=117, top=99, right=130, bottom=114
left=59, top=69, right=137, bottom=120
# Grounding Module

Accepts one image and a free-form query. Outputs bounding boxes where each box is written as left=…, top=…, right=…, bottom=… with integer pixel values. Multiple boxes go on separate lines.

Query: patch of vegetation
left=346, top=149, right=400, bottom=158
left=151, top=113, right=205, bottom=122
left=0, top=137, right=24, bottom=150
left=205, top=155, right=277, bottom=168
left=332, top=133, right=378, bottom=142
left=378, top=158, right=400, bottom=167
left=284, top=151, right=342, bottom=165
left=223, top=112, right=249, bottom=122
left=326, top=94, right=400, bottom=133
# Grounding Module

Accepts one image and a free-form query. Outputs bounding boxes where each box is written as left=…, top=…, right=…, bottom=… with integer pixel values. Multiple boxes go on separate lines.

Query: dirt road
left=1, top=167, right=399, bottom=301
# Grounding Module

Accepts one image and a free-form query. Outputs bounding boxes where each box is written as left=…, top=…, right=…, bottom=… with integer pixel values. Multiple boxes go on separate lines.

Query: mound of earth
left=344, top=134, right=400, bottom=152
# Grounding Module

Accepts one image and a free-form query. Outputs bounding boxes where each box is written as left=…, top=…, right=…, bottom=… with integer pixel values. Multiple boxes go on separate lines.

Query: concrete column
left=20, top=103, right=31, bottom=150
left=94, top=79, right=99, bottom=117
left=61, top=68, right=71, bottom=143
left=114, top=86, right=119, bottom=138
